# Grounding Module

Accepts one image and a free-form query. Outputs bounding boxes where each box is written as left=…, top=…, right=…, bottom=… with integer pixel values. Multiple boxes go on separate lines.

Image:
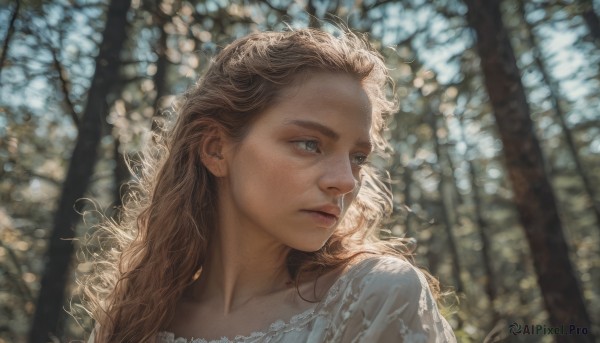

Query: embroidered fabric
left=156, top=256, right=456, bottom=343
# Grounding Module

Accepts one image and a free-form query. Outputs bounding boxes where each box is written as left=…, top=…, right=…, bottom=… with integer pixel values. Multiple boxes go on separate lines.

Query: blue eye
left=351, top=154, right=369, bottom=166
left=294, top=140, right=320, bottom=153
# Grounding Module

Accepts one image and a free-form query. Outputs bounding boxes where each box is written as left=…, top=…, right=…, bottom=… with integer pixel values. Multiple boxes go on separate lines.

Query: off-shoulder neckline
left=158, top=255, right=394, bottom=343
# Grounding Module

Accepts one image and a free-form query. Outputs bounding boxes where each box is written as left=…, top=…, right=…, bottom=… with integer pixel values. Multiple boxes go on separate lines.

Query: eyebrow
left=284, top=119, right=373, bottom=152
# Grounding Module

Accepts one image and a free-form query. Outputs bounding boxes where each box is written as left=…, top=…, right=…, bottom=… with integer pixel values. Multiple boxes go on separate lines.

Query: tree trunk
left=458, top=113, right=499, bottom=320
left=402, top=164, right=414, bottom=238
left=427, top=109, right=465, bottom=330
left=113, top=137, right=129, bottom=211
left=28, top=0, right=132, bottom=341
left=444, top=147, right=464, bottom=212
left=150, top=0, right=169, bottom=133
left=576, top=0, right=600, bottom=46
left=0, top=0, right=20, bottom=88
left=518, top=0, right=600, bottom=232
left=463, top=0, right=595, bottom=340
left=307, top=0, right=320, bottom=28
left=428, top=109, right=465, bottom=294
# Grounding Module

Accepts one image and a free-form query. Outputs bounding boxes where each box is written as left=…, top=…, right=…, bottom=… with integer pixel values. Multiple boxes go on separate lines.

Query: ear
left=199, top=126, right=229, bottom=177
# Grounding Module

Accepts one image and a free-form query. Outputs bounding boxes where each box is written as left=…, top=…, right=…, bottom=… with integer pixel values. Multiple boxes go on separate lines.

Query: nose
left=318, top=156, right=358, bottom=196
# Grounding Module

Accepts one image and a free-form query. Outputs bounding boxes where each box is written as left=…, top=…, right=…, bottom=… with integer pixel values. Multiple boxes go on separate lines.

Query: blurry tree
left=425, top=103, right=464, bottom=294
left=456, top=109, right=498, bottom=321
left=463, top=0, right=595, bottom=340
left=516, top=0, right=600, bottom=232
left=0, top=0, right=20, bottom=88
left=28, top=0, right=132, bottom=341
left=307, top=0, right=319, bottom=28
left=148, top=0, right=171, bottom=131
left=576, top=0, right=600, bottom=46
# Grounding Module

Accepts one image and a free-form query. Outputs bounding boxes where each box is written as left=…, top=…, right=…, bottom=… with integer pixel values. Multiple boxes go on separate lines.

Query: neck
left=189, top=225, right=293, bottom=315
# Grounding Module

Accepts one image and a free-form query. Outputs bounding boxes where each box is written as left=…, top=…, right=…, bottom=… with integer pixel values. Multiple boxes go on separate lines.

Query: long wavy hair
left=81, top=27, right=441, bottom=342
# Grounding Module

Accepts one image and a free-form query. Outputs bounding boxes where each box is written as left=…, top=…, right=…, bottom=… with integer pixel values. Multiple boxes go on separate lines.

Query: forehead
left=256, top=72, right=373, bottom=139
left=284, top=71, right=371, bottom=109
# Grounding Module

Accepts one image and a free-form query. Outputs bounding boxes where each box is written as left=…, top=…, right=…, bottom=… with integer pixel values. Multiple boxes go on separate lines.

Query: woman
left=84, top=27, right=456, bottom=342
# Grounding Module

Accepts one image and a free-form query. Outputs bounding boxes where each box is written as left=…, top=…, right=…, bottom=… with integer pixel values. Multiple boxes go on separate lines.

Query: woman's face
left=217, top=72, right=373, bottom=252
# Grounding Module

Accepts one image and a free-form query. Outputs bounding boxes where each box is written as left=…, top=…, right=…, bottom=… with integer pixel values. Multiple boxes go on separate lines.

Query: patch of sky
left=454, top=141, right=467, bottom=157
left=539, top=26, right=591, bottom=97
left=529, top=84, right=552, bottom=106
left=525, top=5, right=545, bottom=24
left=591, top=138, right=600, bottom=154
left=457, top=177, right=470, bottom=193
left=42, top=4, right=64, bottom=31
left=560, top=77, right=591, bottom=103
left=519, top=50, right=535, bottom=69
left=477, top=135, right=499, bottom=160
left=195, top=2, right=207, bottom=14
left=312, top=0, right=330, bottom=18
left=10, top=34, right=38, bottom=59
left=0, top=117, right=6, bottom=136
left=29, top=179, right=42, bottom=196
left=3, top=76, right=47, bottom=111
left=0, top=66, right=25, bottom=91
left=139, top=27, right=155, bottom=51
left=445, top=115, right=464, bottom=148
left=421, top=174, right=439, bottom=194
left=483, top=181, right=499, bottom=194
left=366, top=3, right=408, bottom=43
left=424, top=30, right=468, bottom=83
left=205, top=0, right=219, bottom=13
left=448, top=117, right=480, bottom=156
left=379, top=2, right=468, bottom=85
left=530, top=13, right=599, bottom=127
left=0, top=7, right=12, bottom=37
left=34, top=123, right=48, bottom=138
left=70, top=28, right=95, bottom=55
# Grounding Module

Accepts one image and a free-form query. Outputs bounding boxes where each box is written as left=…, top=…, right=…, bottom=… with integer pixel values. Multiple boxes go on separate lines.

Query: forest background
left=0, top=0, right=599, bottom=342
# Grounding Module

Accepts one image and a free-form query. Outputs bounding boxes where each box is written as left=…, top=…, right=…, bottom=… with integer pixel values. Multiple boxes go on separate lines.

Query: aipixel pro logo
left=509, top=321, right=589, bottom=336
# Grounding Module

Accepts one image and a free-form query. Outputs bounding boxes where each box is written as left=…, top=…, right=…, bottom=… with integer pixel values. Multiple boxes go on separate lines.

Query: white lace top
left=156, top=256, right=456, bottom=343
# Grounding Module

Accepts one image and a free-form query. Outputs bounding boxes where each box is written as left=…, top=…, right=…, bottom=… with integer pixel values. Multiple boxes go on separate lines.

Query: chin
left=287, top=238, right=329, bottom=253
left=291, top=245, right=324, bottom=253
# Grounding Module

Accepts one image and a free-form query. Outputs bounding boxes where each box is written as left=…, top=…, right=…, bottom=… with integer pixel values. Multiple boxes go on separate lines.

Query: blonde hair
left=82, top=27, right=439, bottom=342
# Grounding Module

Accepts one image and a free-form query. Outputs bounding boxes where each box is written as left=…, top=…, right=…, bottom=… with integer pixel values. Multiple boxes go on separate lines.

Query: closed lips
left=312, top=210, right=337, bottom=219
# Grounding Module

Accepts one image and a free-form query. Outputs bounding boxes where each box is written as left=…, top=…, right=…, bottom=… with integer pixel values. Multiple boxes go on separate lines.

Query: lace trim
left=158, top=307, right=316, bottom=343
left=158, top=257, right=369, bottom=343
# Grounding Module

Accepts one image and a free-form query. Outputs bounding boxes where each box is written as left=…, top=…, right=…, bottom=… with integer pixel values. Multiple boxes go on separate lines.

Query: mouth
left=306, top=204, right=341, bottom=218
left=301, top=210, right=339, bottom=228
left=311, top=210, right=338, bottom=220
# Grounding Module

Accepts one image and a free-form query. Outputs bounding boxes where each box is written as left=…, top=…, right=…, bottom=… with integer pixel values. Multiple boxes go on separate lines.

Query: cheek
left=232, top=142, right=303, bottom=207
